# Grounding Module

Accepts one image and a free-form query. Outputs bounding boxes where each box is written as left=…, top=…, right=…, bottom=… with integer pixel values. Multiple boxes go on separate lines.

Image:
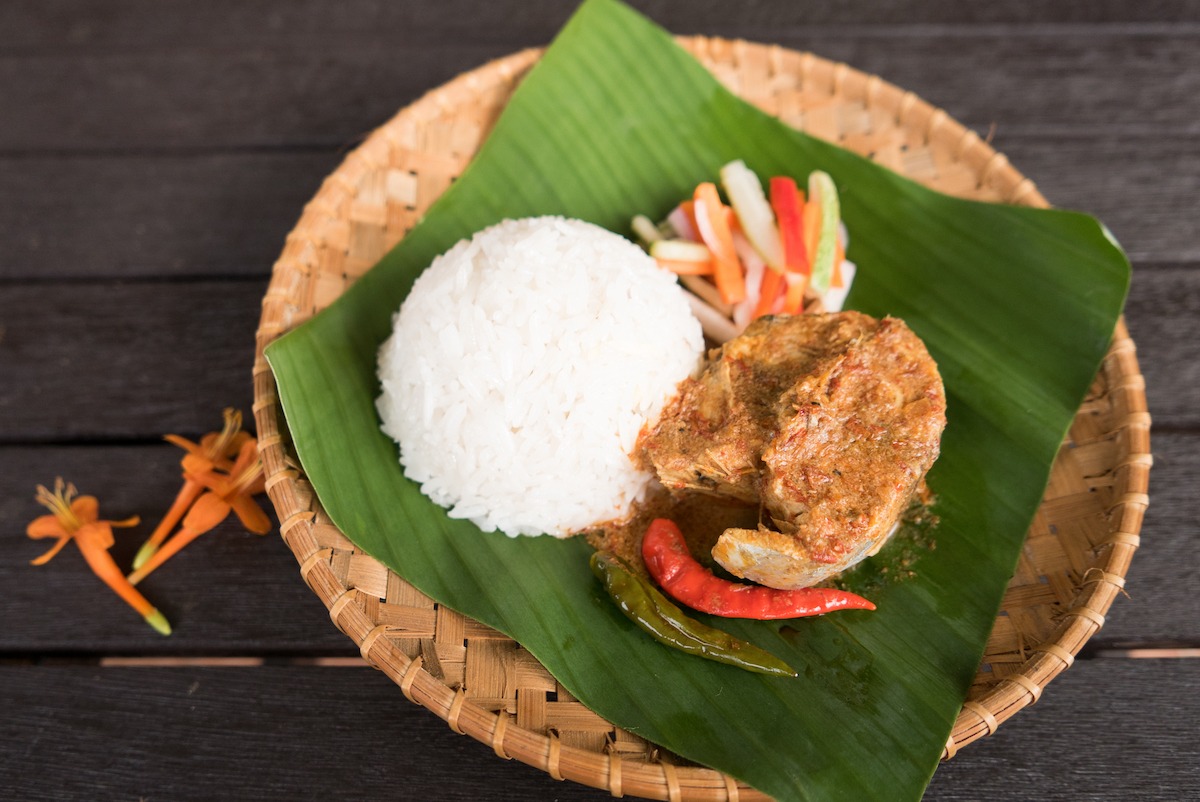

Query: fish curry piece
left=639, top=311, right=946, bottom=589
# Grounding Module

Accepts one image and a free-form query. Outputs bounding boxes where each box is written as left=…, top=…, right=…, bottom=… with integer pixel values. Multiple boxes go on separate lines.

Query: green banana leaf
left=265, top=0, right=1130, bottom=799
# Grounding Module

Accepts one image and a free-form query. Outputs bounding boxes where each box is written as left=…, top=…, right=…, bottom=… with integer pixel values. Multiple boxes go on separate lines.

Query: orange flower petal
left=164, top=434, right=203, bottom=454
left=227, top=430, right=254, bottom=455
left=181, top=452, right=218, bottom=476
left=231, top=495, right=272, bottom=535
left=70, top=495, right=100, bottom=524
left=30, top=536, right=71, bottom=566
left=243, top=473, right=266, bottom=497
left=229, top=440, right=259, bottom=476
left=188, top=469, right=231, bottom=496
left=181, top=491, right=233, bottom=536
left=27, top=513, right=68, bottom=539
left=78, top=521, right=116, bottom=551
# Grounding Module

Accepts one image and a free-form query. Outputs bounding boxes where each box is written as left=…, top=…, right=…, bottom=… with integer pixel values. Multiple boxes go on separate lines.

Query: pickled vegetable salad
left=633, top=160, right=855, bottom=340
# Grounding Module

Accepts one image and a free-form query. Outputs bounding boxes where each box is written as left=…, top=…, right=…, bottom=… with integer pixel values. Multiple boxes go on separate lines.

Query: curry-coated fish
left=639, top=311, right=946, bottom=589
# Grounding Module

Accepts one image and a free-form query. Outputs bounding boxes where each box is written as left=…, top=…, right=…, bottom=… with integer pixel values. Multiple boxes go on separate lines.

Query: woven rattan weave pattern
left=252, top=39, right=1149, bottom=800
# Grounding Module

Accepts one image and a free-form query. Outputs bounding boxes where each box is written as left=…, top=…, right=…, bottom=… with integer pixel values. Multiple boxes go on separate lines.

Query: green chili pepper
left=590, top=551, right=797, bottom=677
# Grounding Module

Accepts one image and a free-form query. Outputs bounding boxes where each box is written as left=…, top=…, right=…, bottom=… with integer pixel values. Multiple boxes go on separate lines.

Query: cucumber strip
left=720, top=160, right=784, bottom=271
left=650, top=238, right=713, bottom=262
left=808, top=170, right=841, bottom=294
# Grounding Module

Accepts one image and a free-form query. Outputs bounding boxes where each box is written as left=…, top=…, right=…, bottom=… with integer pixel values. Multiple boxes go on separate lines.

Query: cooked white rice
left=376, top=216, right=703, bottom=537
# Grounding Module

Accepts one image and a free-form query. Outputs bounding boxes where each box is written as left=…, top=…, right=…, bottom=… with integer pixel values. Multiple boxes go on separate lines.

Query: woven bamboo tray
left=252, top=39, right=1150, bottom=800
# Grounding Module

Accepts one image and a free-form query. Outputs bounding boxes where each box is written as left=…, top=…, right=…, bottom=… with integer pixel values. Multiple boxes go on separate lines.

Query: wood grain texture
left=0, top=660, right=1196, bottom=801
left=926, top=658, right=1200, bottom=800
left=1, top=135, right=1196, bottom=281
left=3, top=276, right=1188, bottom=445
left=1090, top=430, right=1200, bottom=645
left=0, top=152, right=339, bottom=280
left=5, top=1, right=1199, bottom=57
left=0, top=427, right=1193, bottom=655
left=5, top=0, right=1200, bottom=55
left=3, top=30, right=1196, bottom=154
left=0, top=44, right=513, bottom=153
left=0, top=280, right=263, bottom=441
left=993, top=136, right=1200, bottom=264
left=1121, top=266, right=1200, bottom=428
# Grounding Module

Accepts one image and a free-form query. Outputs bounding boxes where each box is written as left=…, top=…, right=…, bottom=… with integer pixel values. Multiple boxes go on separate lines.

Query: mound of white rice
left=376, top=216, right=704, bottom=537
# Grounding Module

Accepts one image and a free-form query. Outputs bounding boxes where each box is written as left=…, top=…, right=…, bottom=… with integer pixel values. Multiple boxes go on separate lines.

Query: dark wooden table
left=3, top=2, right=1198, bottom=799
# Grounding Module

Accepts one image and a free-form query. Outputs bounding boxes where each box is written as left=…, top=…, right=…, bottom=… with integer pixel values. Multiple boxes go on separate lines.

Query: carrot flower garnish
left=128, top=439, right=269, bottom=586
left=28, top=479, right=171, bottom=635
left=133, top=408, right=252, bottom=570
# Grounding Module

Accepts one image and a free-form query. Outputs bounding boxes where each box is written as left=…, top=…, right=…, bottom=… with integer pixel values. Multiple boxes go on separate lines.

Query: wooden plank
left=0, top=132, right=1195, bottom=282
left=1122, top=265, right=1200, bottom=429
left=0, top=279, right=264, bottom=441
left=0, top=266, right=1191, bottom=443
left=992, top=134, right=1200, bottom=264
left=0, top=152, right=339, bottom=280
left=927, top=658, right=1200, bottom=799
left=0, top=443, right=354, bottom=654
left=0, top=431, right=1194, bottom=654
left=5, top=0, right=1199, bottom=54
left=0, top=271, right=1193, bottom=651
left=1089, top=430, right=1200, bottom=645
left=0, top=664, right=606, bottom=801
left=0, top=43, right=514, bottom=153
left=0, top=29, right=1197, bottom=153
left=0, top=659, right=1196, bottom=800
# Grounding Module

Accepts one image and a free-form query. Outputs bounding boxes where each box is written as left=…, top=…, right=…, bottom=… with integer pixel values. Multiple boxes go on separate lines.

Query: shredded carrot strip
left=782, top=272, right=808, bottom=315
left=755, top=269, right=785, bottom=318
left=831, top=235, right=846, bottom=289
left=803, top=193, right=822, bottom=263
left=693, top=183, right=746, bottom=304
left=656, top=257, right=715, bottom=276
left=680, top=200, right=698, bottom=237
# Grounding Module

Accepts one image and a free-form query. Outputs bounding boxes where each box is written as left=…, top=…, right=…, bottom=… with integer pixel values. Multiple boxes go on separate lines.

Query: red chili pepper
left=641, top=518, right=876, bottom=619
left=769, top=177, right=812, bottom=315
left=769, top=176, right=809, bottom=276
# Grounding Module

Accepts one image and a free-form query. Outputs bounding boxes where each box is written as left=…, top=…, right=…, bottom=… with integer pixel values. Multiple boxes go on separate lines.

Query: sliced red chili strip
left=641, top=518, right=876, bottom=619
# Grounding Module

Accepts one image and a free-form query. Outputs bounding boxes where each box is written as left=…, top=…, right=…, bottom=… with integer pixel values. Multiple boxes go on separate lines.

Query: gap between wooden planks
left=95, top=650, right=1200, bottom=667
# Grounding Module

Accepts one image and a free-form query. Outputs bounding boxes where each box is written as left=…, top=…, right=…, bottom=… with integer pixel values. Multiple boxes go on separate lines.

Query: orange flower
left=28, top=479, right=171, bottom=636
left=133, top=408, right=252, bottom=570
left=128, top=439, right=269, bottom=586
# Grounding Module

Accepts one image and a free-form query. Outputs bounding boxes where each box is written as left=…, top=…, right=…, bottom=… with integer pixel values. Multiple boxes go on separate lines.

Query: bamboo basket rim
left=251, top=37, right=1150, bottom=800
